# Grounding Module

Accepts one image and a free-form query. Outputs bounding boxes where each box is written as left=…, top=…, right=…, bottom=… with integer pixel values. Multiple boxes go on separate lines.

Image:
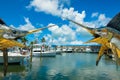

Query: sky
left=0, top=0, right=120, bottom=45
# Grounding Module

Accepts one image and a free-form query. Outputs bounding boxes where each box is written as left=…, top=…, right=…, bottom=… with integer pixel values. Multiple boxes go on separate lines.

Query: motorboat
left=32, top=44, right=56, bottom=57
left=0, top=52, right=27, bottom=64
left=0, top=47, right=29, bottom=64
left=32, top=51, right=56, bottom=57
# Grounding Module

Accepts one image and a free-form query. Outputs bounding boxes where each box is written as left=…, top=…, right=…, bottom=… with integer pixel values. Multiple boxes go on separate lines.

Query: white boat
left=33, top=51, right=56, bottom=57
left=0, top=52, right=27, bottom=64
left=62, top=48, right=67, bottom=52
left=0, top=47, right=29, bottom=64
left=32, top=44, right=56, bottom=57
left=66, top=47, right=73, bottom=53
left=85, top=47, right=92, bottom=52
left=55, top=48, right=62, bottom=54
left=62, top=48, right=73, bottom=53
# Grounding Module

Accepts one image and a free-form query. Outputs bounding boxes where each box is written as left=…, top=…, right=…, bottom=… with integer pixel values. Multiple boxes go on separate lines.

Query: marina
left=1, top=53, right=120, bottom=80
left=0, top=0, right=120, bottom=80
left=32, top=44, right=56, bottom=57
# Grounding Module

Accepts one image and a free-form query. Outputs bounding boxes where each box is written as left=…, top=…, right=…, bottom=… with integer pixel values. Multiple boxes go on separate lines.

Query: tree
left=41, top=37, right=46, bottom=51
left=41, top=37, right=46, bottom=43
left=21, top=37, right=28, bottom=46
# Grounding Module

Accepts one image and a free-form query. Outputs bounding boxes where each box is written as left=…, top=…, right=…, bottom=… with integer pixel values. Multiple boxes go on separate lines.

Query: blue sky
left=0, top=0, right=120, bottom=45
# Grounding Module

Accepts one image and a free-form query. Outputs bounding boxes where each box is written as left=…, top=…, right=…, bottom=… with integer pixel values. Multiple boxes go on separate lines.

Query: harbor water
left=1, top=53, right=120, bottom=80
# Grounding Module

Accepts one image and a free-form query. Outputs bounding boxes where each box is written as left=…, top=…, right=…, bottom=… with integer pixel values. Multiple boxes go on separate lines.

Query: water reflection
left=1, top=53, right=120, bottom=80
left=0, top=65, right=27, bottom=80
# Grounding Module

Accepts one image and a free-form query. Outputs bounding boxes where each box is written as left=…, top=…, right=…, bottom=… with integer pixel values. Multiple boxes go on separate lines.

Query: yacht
left=66, top=47, right=73, bottom=53
left=55, top=48, right=62, bottom=54
left=32, top=44, right=56, bottom=57
left=0, top=47, right=29, bottom=64
left=0, top=52, right=27, bottom=64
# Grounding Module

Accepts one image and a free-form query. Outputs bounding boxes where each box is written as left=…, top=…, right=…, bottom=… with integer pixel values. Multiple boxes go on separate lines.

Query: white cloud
left=91, top=12, right=99, bottom=18
left=28, top=0, right=86, bottom=23
left=48, top=23, right=76, bottom=41
left=44, top=23, right=84, bottom=45
left=44, top=34, right=83, bottom=45
left=27, top=0, right=111, bottom=45
left=97, top=14, right=111, bottom=27
left=27, top=0, right=61, bottom=16
left=98, top=14, right=106, bottom=21
left=18, top=17, right=35, bottom=31
left=70, top=40, right=83, bottom=45
left=61, top=8, right=86, bottom=23
left=11, top=17, right=43, bottom=39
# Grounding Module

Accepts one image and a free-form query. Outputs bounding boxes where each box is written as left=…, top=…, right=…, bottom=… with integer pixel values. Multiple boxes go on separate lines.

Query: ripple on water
left=1, top=53, right=120, bottom=80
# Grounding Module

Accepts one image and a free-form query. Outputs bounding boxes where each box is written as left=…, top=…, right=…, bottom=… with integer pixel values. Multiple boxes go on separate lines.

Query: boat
left=66, top=47, right=73, bottom=53
left=62, top=48, right=73, bottom=53
left=0, top=47, right=29, bottom=64
left=32, top=44, right=56, bottom=57
left=62, top=48, right=67, bottom=52
left=32, top=51, right=56, bottom=57
left=55, top=48, right=62, bottom=54
left=0, top=52, right=27, bottom=64
left=85, top=47, right=92, bottom=53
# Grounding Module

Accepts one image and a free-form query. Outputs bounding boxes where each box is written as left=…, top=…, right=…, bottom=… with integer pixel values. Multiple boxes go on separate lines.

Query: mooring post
left=3, top=48, right=8, bottom=76
left=40, top=46, right=42, bottom=57
left=30, top=45, right=33, bottom=63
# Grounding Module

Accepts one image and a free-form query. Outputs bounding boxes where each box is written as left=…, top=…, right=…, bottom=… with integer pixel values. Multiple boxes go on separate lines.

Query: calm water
left=1, top=53, right=120, bottom=80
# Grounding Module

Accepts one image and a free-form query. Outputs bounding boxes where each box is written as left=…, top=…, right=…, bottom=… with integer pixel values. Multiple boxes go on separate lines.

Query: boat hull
left=0, top=56, right=25, bottom=64
left=0, top=52, right=26, bottom=64
left=33, top=52, right=56, bottom=57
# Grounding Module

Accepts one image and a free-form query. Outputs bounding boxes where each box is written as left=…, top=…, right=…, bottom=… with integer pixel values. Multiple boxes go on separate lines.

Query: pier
left=54, top=44, right=101, bottom=53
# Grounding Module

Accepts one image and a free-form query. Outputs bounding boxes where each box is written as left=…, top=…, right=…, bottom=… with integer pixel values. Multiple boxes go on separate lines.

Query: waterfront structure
left=53, top=45, right=101, bottom=53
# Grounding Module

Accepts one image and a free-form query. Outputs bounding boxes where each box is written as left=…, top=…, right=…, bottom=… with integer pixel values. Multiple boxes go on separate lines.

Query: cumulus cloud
left=91, top=12, right=99, bottom=18
left=10, top=17, right=36, bottom=31
left=70, top=40, right=83, bottom=45
left=91, top=13, right=110, bottom=27
left=27, top=0, right=61, bottom=16
left=18, top=17, right=35, bottom=31
left=27, top=0, right=86, bottom=23
left=44, top=34, right=83, bottom=45
left=96, top=14, right=111, bottom=27
left=47, top=23, right=76, bottom=43
left=27, top=0, right=111, bottom=45
left=61, top=8, right=86, bottom=23
left=43, top=23, right=84, bottom=45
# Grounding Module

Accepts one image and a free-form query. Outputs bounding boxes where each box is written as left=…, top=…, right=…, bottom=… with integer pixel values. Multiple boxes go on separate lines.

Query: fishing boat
left=55, top=48, right=62, bottom=54
left=66, top=47, right=73, bottom=53
left=0, top=52, right=27, bottom=64
left=62, top=48, right=73, bottom=53
left=0, top=47, right=29, bottom=64
left=32, top=44, right=56, bottom=57
left=85, top=47, right=92, bottom=53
